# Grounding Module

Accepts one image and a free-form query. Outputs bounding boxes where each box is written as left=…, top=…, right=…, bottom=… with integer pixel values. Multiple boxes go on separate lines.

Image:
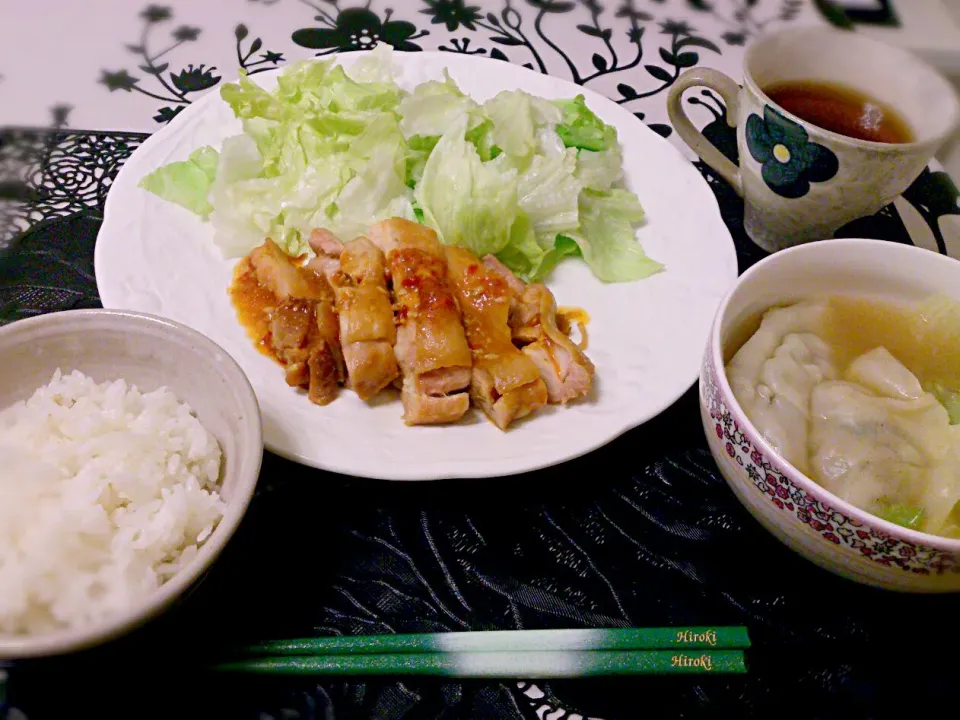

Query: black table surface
left=1, top=117, right=958, bottom=720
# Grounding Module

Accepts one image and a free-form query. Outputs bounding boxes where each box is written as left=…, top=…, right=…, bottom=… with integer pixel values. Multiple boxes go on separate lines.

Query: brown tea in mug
left=763, top=80, right=915, bottom=144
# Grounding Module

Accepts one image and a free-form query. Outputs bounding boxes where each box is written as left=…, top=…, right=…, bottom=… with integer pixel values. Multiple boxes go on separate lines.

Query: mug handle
left=666, top=68, right=743, bottom=197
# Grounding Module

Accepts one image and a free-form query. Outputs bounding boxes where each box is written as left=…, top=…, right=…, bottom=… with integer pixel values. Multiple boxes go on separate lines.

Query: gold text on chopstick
left=671, top=654, right=714, bottom=671
left=675, top=629, right=717, bottom=646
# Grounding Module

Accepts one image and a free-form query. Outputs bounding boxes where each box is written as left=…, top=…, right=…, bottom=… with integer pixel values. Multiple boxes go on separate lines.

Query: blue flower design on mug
left=746, top=106, right=839, bottom=199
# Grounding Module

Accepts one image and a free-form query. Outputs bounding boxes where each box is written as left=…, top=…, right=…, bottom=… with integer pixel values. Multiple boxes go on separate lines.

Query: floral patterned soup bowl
left=699, top=238, right=960, bottom=592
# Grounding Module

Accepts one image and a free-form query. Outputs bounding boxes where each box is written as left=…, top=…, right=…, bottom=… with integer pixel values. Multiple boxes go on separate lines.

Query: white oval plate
left=95, top=51, right=737, bottom=480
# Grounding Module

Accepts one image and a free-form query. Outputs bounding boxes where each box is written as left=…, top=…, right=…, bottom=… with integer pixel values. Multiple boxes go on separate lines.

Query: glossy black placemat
left=1, top=124, right=957, bottom=720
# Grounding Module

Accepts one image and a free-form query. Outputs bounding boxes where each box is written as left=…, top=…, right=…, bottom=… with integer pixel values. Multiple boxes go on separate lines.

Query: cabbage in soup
left=725, top=293, right=960, bottom=539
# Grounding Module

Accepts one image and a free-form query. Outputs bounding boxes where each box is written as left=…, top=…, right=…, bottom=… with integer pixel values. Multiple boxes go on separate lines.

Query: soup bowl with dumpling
left=700, top=238, right=960, bottom=592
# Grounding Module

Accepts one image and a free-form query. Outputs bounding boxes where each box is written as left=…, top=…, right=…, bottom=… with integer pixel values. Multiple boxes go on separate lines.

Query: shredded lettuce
left=139, top=45, right=659, bottom=283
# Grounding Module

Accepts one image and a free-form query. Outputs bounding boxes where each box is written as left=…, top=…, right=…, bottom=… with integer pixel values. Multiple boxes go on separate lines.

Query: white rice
left=0, top=369, right=225, bottom=636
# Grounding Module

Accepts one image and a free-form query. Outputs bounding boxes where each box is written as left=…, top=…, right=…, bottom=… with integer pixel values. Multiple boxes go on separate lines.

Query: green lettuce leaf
left=575, top=146, right=624, bottom=191
left=479, top=90, right=560, bottom=160
left=398, top=70, right=477, bottom=139
left=138, top=146, right=219, bottom=217
left=405, top=134, right=440, bottom=188
left=414, top=116, right=519, bottom=256
left=493, top=212, right=545, bottom=282
left=554, top=94, right=617, bottom=151
left=532, top=234, right=582, bottom=281
left=879, top=503, right=925, bottom=530
left=569, top=189, right=662, bottom=282
left=516, top=147, right=582, bottom=242
left=464, top=119, right=501, bottom=162
left=931, top=382, right=960, bottom=425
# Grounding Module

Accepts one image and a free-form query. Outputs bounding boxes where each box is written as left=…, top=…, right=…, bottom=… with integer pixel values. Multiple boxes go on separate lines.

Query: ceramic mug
left=666, top=26, right=960, bottom=253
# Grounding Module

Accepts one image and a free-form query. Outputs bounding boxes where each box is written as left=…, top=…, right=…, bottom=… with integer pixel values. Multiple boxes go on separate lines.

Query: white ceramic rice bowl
left=0, top=309, right=263, bottom=658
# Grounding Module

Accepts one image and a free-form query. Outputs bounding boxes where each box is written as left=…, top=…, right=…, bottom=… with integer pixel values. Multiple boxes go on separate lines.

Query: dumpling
left=808, top=382, right=945, bottom=492
left=846, top=346, right=924, bottom=401
left=726, top=301, right=837, bottom=472
left=921, top=433, right=960, bottom=537
left=728, top=297, right=960, bottom=537
left=808, top=348, right=960, bottom=534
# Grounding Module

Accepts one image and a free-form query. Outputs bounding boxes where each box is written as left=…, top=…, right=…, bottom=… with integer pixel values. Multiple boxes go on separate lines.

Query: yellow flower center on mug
left=773, top=144, right=791, bottom=163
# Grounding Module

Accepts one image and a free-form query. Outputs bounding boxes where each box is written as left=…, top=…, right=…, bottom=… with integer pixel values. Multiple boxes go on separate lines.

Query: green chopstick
left=218, top=629, right=750, bottom=678
left=241, top=627, right=750, bottom=656
left=214, top=650, right=747, bottom=677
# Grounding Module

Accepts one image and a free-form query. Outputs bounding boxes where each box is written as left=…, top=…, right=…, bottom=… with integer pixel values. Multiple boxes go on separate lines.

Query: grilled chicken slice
left=445, top=246, right=547, bottom=429
left=308, top=295, right=345, bottom=405
left=367, top=217, right=439, bottom=255
left=481, top=254, right=594, bottom=404
left=515, top=284, right=594, bottom=404
left=306, top=229, right=345, bottom=283
left=269, top=300, right=313, bottom=388
left=250, top=238, right=344, bottom=405
left=249, top=239, right=329, bottom=302
left=305, top=251, right=339, bottom=283
left=309, top=228, right=345, bottom=257
left=481, top=255, right=539, bottom=343
left=481, top=255, right=525, bottom=296
left=327, top=236, right=400, bottom=400
left=368, top=218, right=472, bottom=425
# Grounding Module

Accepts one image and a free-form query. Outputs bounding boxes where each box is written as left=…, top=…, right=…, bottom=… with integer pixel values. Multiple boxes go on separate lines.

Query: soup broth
left=820, top=294, right=960, bottom=391
left=763, top=80, right=914, bottom=144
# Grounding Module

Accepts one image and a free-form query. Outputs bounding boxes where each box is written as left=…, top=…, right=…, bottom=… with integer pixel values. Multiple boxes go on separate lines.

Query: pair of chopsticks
left=213, top=627, right=749, bottom=677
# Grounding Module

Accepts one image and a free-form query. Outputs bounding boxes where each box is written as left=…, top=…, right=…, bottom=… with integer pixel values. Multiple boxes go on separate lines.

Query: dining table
left=2, top=1, right=960, bottom=718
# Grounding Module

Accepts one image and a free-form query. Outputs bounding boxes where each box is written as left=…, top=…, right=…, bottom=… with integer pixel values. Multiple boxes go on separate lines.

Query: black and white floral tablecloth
left=2, top=2, right=959, bottom=719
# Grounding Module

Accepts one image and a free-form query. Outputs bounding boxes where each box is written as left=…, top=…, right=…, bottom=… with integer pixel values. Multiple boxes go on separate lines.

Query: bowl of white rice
left=0, top=309, right=262, bottom=659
